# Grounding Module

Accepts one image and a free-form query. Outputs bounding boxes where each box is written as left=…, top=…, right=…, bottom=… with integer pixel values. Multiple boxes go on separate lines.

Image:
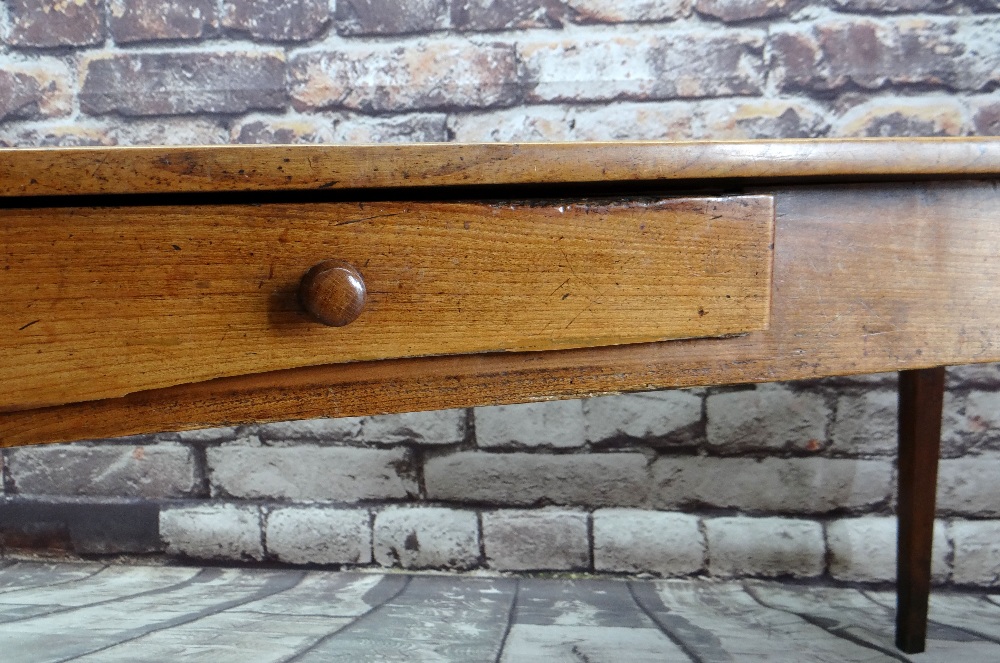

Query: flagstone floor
left=0, top=560, right=997, bottom=662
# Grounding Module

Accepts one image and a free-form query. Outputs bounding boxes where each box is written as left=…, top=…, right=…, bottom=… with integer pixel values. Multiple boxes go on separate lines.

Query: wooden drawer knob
left=298, top=260, right=367, bottom=327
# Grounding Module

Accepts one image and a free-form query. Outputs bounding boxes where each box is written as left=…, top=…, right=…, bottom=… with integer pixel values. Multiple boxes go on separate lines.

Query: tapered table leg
left=896, top=366, right=945, bottom=654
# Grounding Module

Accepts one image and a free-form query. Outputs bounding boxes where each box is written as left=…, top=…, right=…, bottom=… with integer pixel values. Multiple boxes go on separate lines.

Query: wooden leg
left=896, top=366, right=945, bottom=654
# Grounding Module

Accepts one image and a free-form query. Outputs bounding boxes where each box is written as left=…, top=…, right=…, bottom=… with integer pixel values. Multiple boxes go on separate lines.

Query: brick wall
left=1, top=0, right=999, bottom=586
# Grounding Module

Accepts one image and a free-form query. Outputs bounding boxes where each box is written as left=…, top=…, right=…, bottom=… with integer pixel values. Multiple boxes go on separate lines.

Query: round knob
left=298, top=260, right=367, bottom=327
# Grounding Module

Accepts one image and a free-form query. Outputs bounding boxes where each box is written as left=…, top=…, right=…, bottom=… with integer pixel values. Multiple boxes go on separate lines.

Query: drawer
left=1, top=195, right=774, bottom=410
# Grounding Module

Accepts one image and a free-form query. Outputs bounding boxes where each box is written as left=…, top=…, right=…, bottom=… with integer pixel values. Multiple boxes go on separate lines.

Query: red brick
left=289, top=41, right=519, bottom=112
left=771, top=18, right=1000, bottom=93
left=566, top=0, right=691, bottom=23
left=109, top=118, right=231, bottom=144
left=972, top=98, right=1000, bottom=135
left=0, top=117, right=230, bottom=148
left=6, top=0, right=105, bottom=47
left=333, top=113, right=449, bottom=143
left=6, top=443, right=197, bottom=498
left=109, top=0, right=218, bottom=43
left=702, top=99, right=829, bottom=138
left=337, top=0, right=448, bottom=35
left=232, top=113, right=448, bottom=144
left=0, top=64, right=71, bottom=121
left=831, top=0, right=956, bottom=12
left=834, top=97, right=967, bottom=137
left=520, top=31, right=764, bottom=102
left=452, top=0, right=566, bottom=31
left=452, top=0, right=691, bottom=28
left=80, top=51, right=287, bottom=116
left=768, top=31, right=819, bottom=89
left=0, top=123, right=112, bottom=148
left=696, top=0, right=796, bottom=22
left=233, top=116, right=331, bottom=143
left=222, top=0, right=330, bottom=41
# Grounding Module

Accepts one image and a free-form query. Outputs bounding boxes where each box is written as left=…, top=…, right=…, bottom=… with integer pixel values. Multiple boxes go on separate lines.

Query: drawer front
left=1, top=195, right=774, bottom=410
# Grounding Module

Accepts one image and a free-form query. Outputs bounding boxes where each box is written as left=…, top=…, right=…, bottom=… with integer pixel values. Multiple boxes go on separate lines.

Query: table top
left=3, top=138, right=1000, bottom=446
left=2, top=137, right=1000, bottom=197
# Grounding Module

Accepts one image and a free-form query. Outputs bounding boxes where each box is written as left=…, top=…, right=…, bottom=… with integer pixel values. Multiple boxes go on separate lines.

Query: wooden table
left=3, top=137, right=1000, bottom=653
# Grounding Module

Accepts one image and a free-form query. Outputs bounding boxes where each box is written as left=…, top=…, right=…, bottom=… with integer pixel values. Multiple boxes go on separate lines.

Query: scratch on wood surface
left=549, top=278, right=571, bottom=296
left=334, top=213, right=403, bottom=226
left=565, top=301, right=594, bottom=329
left=89, top=152, right=110, bottom=180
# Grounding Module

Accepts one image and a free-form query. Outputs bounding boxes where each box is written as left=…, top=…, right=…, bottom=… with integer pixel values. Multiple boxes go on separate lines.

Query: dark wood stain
left=896, top=366, right=946, bottom=654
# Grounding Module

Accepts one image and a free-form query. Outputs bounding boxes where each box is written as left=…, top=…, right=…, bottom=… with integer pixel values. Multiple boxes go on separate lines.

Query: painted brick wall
left=1, top=0, right=999, bottom=586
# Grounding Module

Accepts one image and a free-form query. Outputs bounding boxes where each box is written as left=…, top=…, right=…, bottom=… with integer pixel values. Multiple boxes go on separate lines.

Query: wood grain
left=896, top=366, right=945, bottom=655
left=2, top=138, right=1000, bottom=198
left=3, top=180, right=999, bottom=446
left=0, top=196, right=774, bottom=411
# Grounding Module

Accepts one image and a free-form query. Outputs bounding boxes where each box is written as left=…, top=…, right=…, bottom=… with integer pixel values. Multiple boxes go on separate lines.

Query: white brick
left=943, top=391, right=1000, bottom=454
left=290, top=41, right=519, bottom=112
left=830, top=389, right=897, bottom=455
left=6, top=443, right=197, bottom=498
left=946, top=363, right=1000, bottom=387
left=706, top=384, right=829, bottom=453
left=361, top=409, right=466, bottom=446
left=256, top=409, right=465, bottom=446
left=827, top=517, right=949, bottom=583
left=447, top=102, right=695, bottom=142
left=374, top=507, right=479, bottom=569
left=207, top=446, right=416, bottom=501
left=519, top=31, right=763, bottom=103
left=425, top=451, right=650, bottom=506
left=650, top=457, right=892, bottom=513
left=520, top=36, right=659, bottom=102
left=938, top=455, right=1000, bottom=517
left=584, top=390, right=702, bottom=445
left=825, top=372, right=897, bottom=387
left=706, top=517, right=824, bottom=578
left=160, top=504, right=263, bottom=561
left=255, top=417, right=363, bottom=442
left=475, top=400, right=585, bottom=449
left=175, top=426, right=243, bottom=443
left=951, top=520, right=1000, bottom=586
left=266, top=507, right=372, bottom=565
left=483, top=509, right=589, bottom=571
left=331, top=113, right=448, bottom=143
left=594, top=509, right=704, bottom=576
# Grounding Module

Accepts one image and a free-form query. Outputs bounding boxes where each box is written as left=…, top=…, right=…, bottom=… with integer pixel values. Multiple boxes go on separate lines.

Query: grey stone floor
left=0, top=561, right=997, bottom=662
